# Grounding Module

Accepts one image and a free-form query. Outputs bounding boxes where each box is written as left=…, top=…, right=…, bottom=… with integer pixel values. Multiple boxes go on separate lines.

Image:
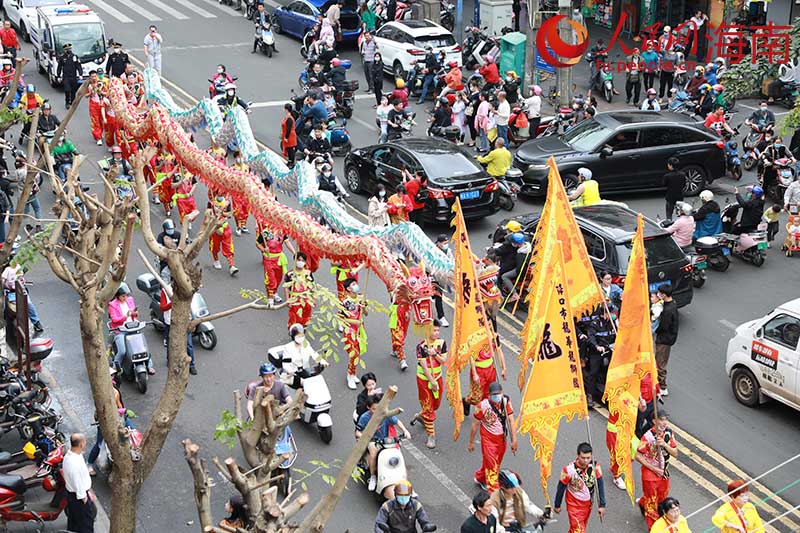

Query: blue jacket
left=641, top=51, right=659, bottom=72
left=300, top=100, right=328, bottom=126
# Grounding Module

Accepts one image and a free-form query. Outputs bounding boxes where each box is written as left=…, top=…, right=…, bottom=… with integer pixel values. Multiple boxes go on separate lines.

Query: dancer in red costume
left=284, top=252, right=315, bottom=329
left=554, top=442, right=607, bottom=533
left=411, top=319, right=447, bottom=449
left=341, top=278, right=367, bottom=390
left=636, top=411, right=678, bottom=529
left=467, top=381, right=517, bottom=493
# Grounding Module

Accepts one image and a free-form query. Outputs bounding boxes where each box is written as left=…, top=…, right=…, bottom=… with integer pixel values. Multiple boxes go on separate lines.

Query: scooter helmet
left=713, top=84, right=724, bottom=93
left=225, top=83, right=237, bottom=92
left=116, top=282, right=130, bottom=297
left=26, top=84, right=35, bottom=93
left=111, top=145, right=123, bottom=154
left=695, top=65, right=705, bottom=74
left=331, top=57, right=341, bottom=67
left=505, top=220, right=522, bottom=233
left=259, top=362, right=277, bottom=375
left=674, top=44, right=683, bottom=52
left=289, top=323, right=304, bottom=339
left=511, top=232, right=525, bottom=245
left=699, top=190, right=714, bottom=202
left=531, top=84, right=542, bottom=96
left=578, top=167, right=593, bottom=180
left=395, top=79, right=405, bottom=89
left=438, top=96, right=449, bottom=105
left=646, top=88, right=656, bottom=96
left=320, top=162, right=332, bottom=172
left=714, top=57, right=726, bottom=67
left=751, top=185, right=764, bottom=197
left=484, top=55, right=494, bottom=63
left=162, top=218, right=175, bottom=236
left=699, top=83, right=712, bottom=93
left=498, top=469, right=521, bottom=489
left=22, top=442, right=37, bottom=461
left=448, top=60, right=458, bottom=68
left=681, top=203, right=694, bottom=215
left=0, top=59, right=10, bottom=68
left=395, top=479, right=413, bottom=494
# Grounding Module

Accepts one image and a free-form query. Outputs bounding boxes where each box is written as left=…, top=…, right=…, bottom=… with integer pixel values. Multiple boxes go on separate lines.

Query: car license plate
left=757, top=241, right=768, bottom=250
left=695, top=260, right=707, bottom=269
left=460, top=190, right=480, bottom=200
left=721, top=247, right=730, bottom=256
left=649, top=280, right=671, bottom=293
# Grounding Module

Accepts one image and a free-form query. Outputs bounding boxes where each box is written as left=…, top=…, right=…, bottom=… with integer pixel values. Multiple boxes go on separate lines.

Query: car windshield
left=416, top=151, right=480, bottom=179
left=562, top=119, right=612, bottom=152
left=616, top=235, right=684, bottom=269
left=414, top=34, right=456, bottom=48
left=54, top=23, right=105, bottom=60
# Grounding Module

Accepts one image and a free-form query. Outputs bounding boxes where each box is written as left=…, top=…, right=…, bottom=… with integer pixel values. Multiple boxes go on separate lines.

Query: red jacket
left=390, top=88, right=409, bottom=108
left=0, top=28, right=18, bottom=49
left=479, top=63, right=500, bottom=84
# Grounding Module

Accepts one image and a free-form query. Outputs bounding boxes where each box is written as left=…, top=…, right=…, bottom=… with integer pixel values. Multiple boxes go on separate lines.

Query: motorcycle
left=743, top=144, right=761, bottom=172
left=743, top=125, right=769, bottom=151
left=724, top=138, right=743, bottom=180
left=508, top=104, right=530, bottom=146
left=668, top=90, right=694, bottom=115
left=585, top=52, right=613, bottom=103
left=497, top=168, right=521, bottom=211
left=405, top=61, right=425, bottom=97
left=333, top=78, right=358, bottom=119
left=244, top=0, right=256, bottom=19
left=328, top=117, right=352, bottom=156
left=694, top=235, right=731, bottom=272
left=359, top=434, right=409, bottom=500
left=719, top=203, right=768, bottom=267
left=268, top=344, right=334, bottom=444
left=255, top=20, right=276, bottom=58
left=0, top=445, right=68, bottom=532
left=99, top=412, right=143, bottom=471
left=427, top=124, right=461, bottom=143
left=108, top=318, right=152, bottom=393
left=688, top=251, right=708, bottom=288
left=774, top=157, right=796, bottom=200
left=135, top=273, right=218, bottom=350
left=207, top=75, right=238, bottom=99
left=378, top=524, right=436, bottom=532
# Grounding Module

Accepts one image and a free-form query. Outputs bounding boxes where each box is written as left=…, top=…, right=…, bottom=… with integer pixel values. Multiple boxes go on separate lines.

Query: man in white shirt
left=63, top=433, right=97, bottom=532
left=523, top=85, right=542, bottom=135
left=495, top=91, right=511, bottom=148
left=143, top=25, right=162, bottom=74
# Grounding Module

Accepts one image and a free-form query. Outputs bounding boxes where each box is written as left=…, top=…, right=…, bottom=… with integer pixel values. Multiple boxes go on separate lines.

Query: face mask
left=490, top=393, right=502, bottom=403
left=396, top=495, right=411, bottom=506
left=378, top=191, right=386, bottom=198
left=323, top=172, right=331, bottom=178
left=296, top=261, right=306, bottom=269
left=505, top=76, right=512, bottom=82
left=294, top=335, right=305, bottom=345
left=737, top=494, right=750, bottom=504
left=350, top=284, right=360, bottom=293
left=165, top=228, right=175, bottom=236
left=217, top=68, right=224, bottom=74
left=761, top=107, right=768, bottom=112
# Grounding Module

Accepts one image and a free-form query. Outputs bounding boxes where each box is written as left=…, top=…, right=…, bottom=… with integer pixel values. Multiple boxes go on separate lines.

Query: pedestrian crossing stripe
left=84, top=0, right=242, bottom=23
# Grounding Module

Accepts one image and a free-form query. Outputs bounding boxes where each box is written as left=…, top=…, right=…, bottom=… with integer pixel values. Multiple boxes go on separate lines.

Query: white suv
left=4, top=0, right=72, bottom=42
left=373, top=20, right=461, bottom=80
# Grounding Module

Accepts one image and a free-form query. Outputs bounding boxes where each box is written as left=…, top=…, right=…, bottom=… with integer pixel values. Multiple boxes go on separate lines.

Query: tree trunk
left=109, top=469, right=141, bottom=533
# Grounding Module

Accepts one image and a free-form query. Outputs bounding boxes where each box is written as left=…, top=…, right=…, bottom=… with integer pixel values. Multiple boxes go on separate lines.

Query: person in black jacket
left=371, top=53, right=384, bottom=106
left=662, top=157, right=686, bottom=220
left=328, top=57, right=347, bottom=89
left=428, top=98, right=451, bottom=136
left=36, top=102, right=60, bottom=138
left=57, top=43, right=81, bottom=108
left=495, top=232, right=525, bottom=299
left=0, top=182, right=10, bottom=243
left=105, top=42, right=130, bottom=78
left=304, top=125, right=332, bottom=161
left=654, top=285, right=678, bottom=396
left=733, top=185, right=765, bottom=234
left=417, top=47, right=440, bottom=104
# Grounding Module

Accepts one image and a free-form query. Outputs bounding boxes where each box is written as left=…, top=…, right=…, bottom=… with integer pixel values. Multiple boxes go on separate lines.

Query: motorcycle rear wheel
left=604, top=86, right=612, bottom=103
left=319, top=425, right=332, bottom=444
left=750, top=252, right=765, bottom=267
left=198, top=330, right=217, bottom=350
left=708, top=254, right=730, bottom=271
left=743, top=157, right=756, bottom=171
left=732, top=165, right=742, bottom=180
left=136, top=371, right=148, bottom=394
left=692, top=274, right=706, bottom=288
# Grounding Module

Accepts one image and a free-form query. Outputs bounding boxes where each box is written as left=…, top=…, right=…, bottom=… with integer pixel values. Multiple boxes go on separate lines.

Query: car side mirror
left=600, top=146, right=613, bottom=158
left=755, top=327, right=763, bottom=339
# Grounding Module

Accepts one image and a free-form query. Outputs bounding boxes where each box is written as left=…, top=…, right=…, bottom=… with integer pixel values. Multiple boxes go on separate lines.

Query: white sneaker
left=439, top=317, right=449, bottom=327
left=235, top=228, right=242, bottom=236
left=400, top=360, right=408, bottom=371
left=96, top=139, right=103, bottom=145
left=229, top=265, right=239, bottom=276
left=153, top=196, right=160, bottom=205
left=614, top=476, right=626, bottom=490
left=213, top=260, right=222, bottom=270
left=661, top=388, right=669, bottom=397
left=347, top=374, right=358, bottom=389
left=268, top=298, right=275, bottom=307
left=241, top=227, right=250, bottom=234
left=273, top=295, right=283, bottom=304
left=367, top=475, right=377, bottom=491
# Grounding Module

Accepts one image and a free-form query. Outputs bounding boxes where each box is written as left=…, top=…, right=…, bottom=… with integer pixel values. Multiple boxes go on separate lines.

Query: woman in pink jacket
left=474, top=92, right=491, bottom=153
left=108, top=283, right=155, bottom=374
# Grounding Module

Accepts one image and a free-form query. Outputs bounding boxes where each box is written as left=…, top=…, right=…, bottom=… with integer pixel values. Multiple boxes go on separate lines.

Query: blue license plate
left=649, top=280, right=671, bottom=293
left=721, top=247, right=730, bottom=256
left=460, top=190, right=480, bottom=200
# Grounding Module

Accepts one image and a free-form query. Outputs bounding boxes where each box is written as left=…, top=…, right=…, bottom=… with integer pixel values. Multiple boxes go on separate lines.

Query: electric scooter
left=108, top=317, right=152, bottom=394
left=256, top=20, right=276, bottom=57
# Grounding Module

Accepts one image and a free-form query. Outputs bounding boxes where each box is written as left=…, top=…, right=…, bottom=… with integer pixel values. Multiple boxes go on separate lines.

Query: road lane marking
left=171, top=0, right=218, bottom=18
left=739, top=103, right=790, bottom=116
left=140, top=0, right=190, bottom=20
left=197, top=0, right=244, bottom=16
left=404, top=441, right=473, bottom=510
left=262, top=0, right=282, bottom=8
left=84, top=0, right=135, bottom=23
left=719, top=318, right=738, bottom=330
left=162, top=42, right=251, bottom=51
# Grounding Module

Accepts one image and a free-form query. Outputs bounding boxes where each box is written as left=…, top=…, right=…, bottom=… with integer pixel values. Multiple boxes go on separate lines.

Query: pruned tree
left=184, top=386, right=403, bottom=532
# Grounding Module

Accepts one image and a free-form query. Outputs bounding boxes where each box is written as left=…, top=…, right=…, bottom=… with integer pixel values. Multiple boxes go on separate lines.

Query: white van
left=29, top=4, right=107, bottom=87
left=725, top=298, right=800, bottom=411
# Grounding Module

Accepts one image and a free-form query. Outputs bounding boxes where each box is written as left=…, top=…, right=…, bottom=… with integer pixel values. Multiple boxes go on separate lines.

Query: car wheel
left=562, top=174, right=579, bottom=195
left=19, top=22, right=29, bottom=43
left=731, top=367, right=760, bottom=407
left=743, top=157, right=756, bottom=171
left=272, top=16, right=282, bottom=34
left=345, top=165, right=364, bottom=193
left=681, top=165, right=706, bottom=196
left=393, top=61, right=405, bottom=81
left=36, top=53, right=45, bottom=75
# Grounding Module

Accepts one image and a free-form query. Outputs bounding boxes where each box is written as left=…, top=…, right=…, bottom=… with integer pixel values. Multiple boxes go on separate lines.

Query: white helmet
left=714, top=57, right=725, bottom=66
left=699, top=190, right=714, bottom=202
left=577, top=167, right=592, bottom=180
left=225, top=83, right=236, bottom=92
left=681, top=202, right=694, bottom=215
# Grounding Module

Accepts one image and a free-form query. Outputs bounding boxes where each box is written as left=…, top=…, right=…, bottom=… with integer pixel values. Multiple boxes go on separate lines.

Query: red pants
left=641, top=476, right=670, bottom=528
left=232, top=198, right=249, bottom=228
left=209, top=226, right=235, bottom=266
left=565, top=492, right=592, bottom=533
left=390, top=305, right=410, bottom=361
left=288, top=302, right=311, bottom=329
left=262, top=257, right=283, bottom=298
left=158, top=180, right=175, bottom=208
left=176, top=197, right=197, bottom=222
left=344, top=325, right=361, bottom=375
left=606, top=430, right=620, bottom=478
left=467, top=363, right=496, bottom=404
left=416, top=375, right=442, bottom=436
left=104, top=114, right=118, bottom=147
left=89, top=100, right=103, bottom=141
left=336, top=278, right=347, bottom=301
left=474, top=430, right=506, bottom=492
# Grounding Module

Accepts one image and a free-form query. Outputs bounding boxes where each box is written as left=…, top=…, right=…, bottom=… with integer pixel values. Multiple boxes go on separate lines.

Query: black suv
left=495, top=204, right=694, bottom=308
left=513, top=110, right=726, bottom=198
left=344, top=138, right=499, bottom=224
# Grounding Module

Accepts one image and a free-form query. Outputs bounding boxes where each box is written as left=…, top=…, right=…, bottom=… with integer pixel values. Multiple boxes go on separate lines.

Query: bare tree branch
left=182, top=439, right=214, bottom=531
left=188, top=299, right=286, bottom=330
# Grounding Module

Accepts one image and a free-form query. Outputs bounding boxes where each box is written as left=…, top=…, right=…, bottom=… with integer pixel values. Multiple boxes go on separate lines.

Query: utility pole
left=456, top=0, right=463, bottom=44
left=523, top=0, right=535, bottom=95
left=557, top=0, right=573, bottom=108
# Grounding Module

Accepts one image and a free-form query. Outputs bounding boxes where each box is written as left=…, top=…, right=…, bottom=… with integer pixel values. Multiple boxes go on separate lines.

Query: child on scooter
left=355, top=393, right=412, bottom=496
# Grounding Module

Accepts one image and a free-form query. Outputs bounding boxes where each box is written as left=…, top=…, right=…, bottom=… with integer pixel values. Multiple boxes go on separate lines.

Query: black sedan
left=344, top=138, right=500, bottom=224
left=513, top=110, right=727, bottom=197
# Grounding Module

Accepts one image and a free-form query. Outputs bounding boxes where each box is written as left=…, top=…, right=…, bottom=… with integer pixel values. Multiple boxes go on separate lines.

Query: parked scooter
left=108, top=318, right=152, bottom=394
left=694, top=235, right=731, bottom=271
left=135, top=273, right=218, bottom=350
left=255, top=19, right=276, bottom=57
left=508, top=104, right=530, bottom=145
left=99, top=411, right=143, bottom=470
left=268, top=341, right=333, bottom=444
left=724, top=137, right=743, bottom=180
left=497, top=168, right=521, bottom=211
left=0, top=445, right=68, bottom=531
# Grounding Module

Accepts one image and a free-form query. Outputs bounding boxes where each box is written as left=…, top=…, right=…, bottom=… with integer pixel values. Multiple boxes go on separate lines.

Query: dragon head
left=477, top=261, right=501, bottom=317
left=395, top=263, right=434, bottom=325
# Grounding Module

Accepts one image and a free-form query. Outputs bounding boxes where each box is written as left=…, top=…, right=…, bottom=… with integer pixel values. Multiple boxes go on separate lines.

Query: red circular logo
left=536, top=15, right=589, bottom=68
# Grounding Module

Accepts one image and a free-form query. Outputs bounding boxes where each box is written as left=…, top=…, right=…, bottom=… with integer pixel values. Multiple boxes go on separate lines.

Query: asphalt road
left=7, top=2, right=800, bottom=532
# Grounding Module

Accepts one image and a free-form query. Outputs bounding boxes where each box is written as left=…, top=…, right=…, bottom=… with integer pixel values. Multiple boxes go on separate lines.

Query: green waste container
left=499, top=32, right=526, bottom=81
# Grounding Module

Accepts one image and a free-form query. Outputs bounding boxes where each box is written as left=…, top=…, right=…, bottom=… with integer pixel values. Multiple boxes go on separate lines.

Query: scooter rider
left=641, top=88, right=661, bottom=111
left=588, top=39, right=608, bottom=89
left=785, top=178, right=800, bottom=211
left=761, top=136, right=795, bottom=196
left=733, top=185, right=765, bottom=234
left=328, top=57, right=348, bottom=91
left=246, top=363, right=292, bottom=420
left=745, top=101, right=775, bottom=134
left=568, top=167, right=601, bottom=207
left=356, top=393, right=412, bottom=493
left=252, top=3, right=269, bottom=54
left=305, top=125, right=333, bottom=162
left=373, top=479, right=435, bottom=533
left=429, top=97, right=452, bottom=135
left=218, top=83, right=249, bottom=113
left=693, top=190, right=722, bottom=238
left=109, top=283, right=155, bottom=375
left=490, top=469, right=544, bottom=532
left=283, top=324, right=328, bottom=388
left=666, top=203, right=696, bottom=250
left=317, top=162, right=350, bottom=198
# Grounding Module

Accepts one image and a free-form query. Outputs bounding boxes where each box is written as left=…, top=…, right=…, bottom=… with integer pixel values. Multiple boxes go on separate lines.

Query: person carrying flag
left=342, top=278, right=367, bottom=390
left=554, top=442, right=607, bottom=533
left=410, top=319, right=447, bottom=449
left=467, top=381, right=518, bottom=493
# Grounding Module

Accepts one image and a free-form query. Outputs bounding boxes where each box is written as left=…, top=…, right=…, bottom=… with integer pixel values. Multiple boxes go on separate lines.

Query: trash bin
left=479, top=0, right=513, bottom=37
left=499, top=32, right=526, bottom=81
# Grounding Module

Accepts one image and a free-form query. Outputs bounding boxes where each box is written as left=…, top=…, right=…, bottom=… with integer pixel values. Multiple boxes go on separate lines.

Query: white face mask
left=294, top=335, right=305, bottom=345
left=296, top=261, right=306, bottom=269
left=350, top=284, right=360, bottom=293
left=217, top=68, right=224, bottom=74
left=378, top=191, right=386, bottom=198
left=323, top=172, right=332, bottom=178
